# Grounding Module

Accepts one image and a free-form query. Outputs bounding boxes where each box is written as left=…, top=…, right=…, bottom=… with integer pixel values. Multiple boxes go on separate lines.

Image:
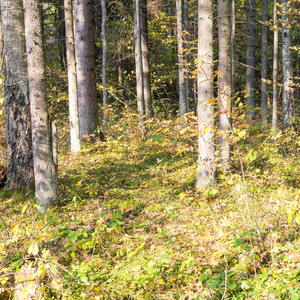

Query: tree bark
left=1, top=0, right=34, bottom=190
left=261, top=0, right=268, bottom=124
left=281, top=0, right=293, bottom=126
left=64, top=0, right=81, bottom=153
left=101, top=0, right=108, bottom=123
left=134, top=0, right=145, bottom=137
left=176, top=0, right=187, bottom=117
left=183, top=0, right=189, bottom=112
left=196, top=0, right=215, bottom=189
left=272, top=2, right=278, bottom=131
left=74, top=0, right=99, bottom=138
left=140, top=0, right=153, bottom=118
left=24, top=0, right=58, bottom=211
left=218, top=0, right=232, bottom=170
left=246, top=0, right=256, bottom=118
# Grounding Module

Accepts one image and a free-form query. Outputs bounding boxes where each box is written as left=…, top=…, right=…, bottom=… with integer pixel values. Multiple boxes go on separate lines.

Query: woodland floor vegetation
left=1, top=108, right=300, bottom=299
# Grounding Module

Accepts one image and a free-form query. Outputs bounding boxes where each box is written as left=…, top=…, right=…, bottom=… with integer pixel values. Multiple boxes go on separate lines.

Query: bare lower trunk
left=101, top=0, right=108, bottom=123
left=261, top=0, right=268, bottom=123
left=140, top=0, right=152, bottom=118
left=272, top=2, right=278, bottom=131
left=64, top=0, right=81, bottom=154
left=231, top=0, right=235, bottom=101
left=74, top=0, right=99, bottom=137
left=246, top=0, right=256, bottom=117
left=134, top=0, right=145, bottom=137
left=2, top=0, right=34, bottom=190
left=196, top=0, right=214, bottom=188
left=24, top=0, right=58, bottom=211
left=218, top=0, right=232, bottom=170
left=183, top=0, right=189, bottom=112
left=281, top=0, right=294, bottom=126
left=176, top=0, right=187, bottom=117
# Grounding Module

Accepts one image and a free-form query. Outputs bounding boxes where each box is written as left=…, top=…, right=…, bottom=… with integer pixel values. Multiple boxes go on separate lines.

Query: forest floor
left=1, top=110, right=300, bottom=299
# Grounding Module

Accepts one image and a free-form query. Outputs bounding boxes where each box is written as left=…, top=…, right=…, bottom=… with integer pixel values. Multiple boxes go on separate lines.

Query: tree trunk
left=176, top=0, right=187, bottom=117
left=218, top=0, right=232, bottom=170
left=1, top=0, right=34, bottom=190
left=183, top=0, right=189, bottom=112
left=24, top=0, right=58, bottom=211
left=140, top=0, right=153, bottom=118
left=231, top=0, right=235, bottom=102
left=246, top=0, right=256, bottom=117
left=101, top=0, right=108, bottom=123
left=58, top=0, right=67, bottom=71
left=272, top=2, right=278, bottom=131
left=261, top=0, right=268, bottom=124
left=134, top=0, right=145, bottom=137
left=281, top=0, right=294, bottom=126
left=74, top=0, right=99, bottom=138
left=196, top=0, right=214, bottom=189
left=64, top=0, right=81, bottom=153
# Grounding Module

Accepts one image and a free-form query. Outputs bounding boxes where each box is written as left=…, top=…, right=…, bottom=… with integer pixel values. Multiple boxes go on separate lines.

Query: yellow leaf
left=296, top=213, right=300, bottom=225
left=37, top=265, right=46, bottom=278
left=21, top=203, right=29, bottom=214
left=178, top=192, right=186, bottom=200
left=260, top=267, right=267, bottom=273
left=227, top=178, right=234, bottom=185
left=288, top=211, right=295, bottom=223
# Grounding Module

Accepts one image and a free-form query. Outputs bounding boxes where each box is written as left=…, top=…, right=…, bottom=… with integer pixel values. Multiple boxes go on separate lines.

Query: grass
left=1, top=111, right=300, bottom=299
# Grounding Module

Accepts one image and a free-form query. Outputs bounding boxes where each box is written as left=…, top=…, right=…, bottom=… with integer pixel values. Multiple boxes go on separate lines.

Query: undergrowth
left=1, top=110, right=300, bottom=299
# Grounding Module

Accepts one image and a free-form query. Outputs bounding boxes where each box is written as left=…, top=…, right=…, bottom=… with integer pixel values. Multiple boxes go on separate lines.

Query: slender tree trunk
left=134, top=0, right=145, bottom=136
left=58, top=1, right=67, bottom=71
left=231, top=0, right=235, bottom=101
left=196, top=0, right=214, bottom=189
left=272, top=2, right=278, bottom=131
left=74, top=0, right=99, bottom=138
left=261, top=0, right=268, bottom=123
left=183, top=0, right=189, bottom=112
left=296, top=33, right=300, bottom=115
left=101, top=0, right=108, bottom=123
left=176, top=0, right=187, bottom=117
left=64, top=0, right=81, bottom=153
left=281, top=0, right=294, bottom=126
left=140, top=0, right=153, bottom=118
left=24, top=0, right=58, bottom=211
left=218, top=0, right=232, bottom=169
left=1, top=0, right=34, bottom=190
left=246, top=0, right=256, bottom=117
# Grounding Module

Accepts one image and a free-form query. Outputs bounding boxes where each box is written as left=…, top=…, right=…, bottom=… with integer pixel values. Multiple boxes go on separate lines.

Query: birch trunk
left=196, top=0, right=215, bottom=188
left=74, top=0, right=99, bottom=137
left=261, top=0, right=268, bottom=124
left=246, top=0, right=256, bottom=117
left=218, top=0, right=232, bottom=170
left=281, top=0, right=294, bottom=126
left=1, top=0, right=34, bottom=190
left=24, top=0, right=58, bottom=211
left=64, top=0, right=81, bottom=153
